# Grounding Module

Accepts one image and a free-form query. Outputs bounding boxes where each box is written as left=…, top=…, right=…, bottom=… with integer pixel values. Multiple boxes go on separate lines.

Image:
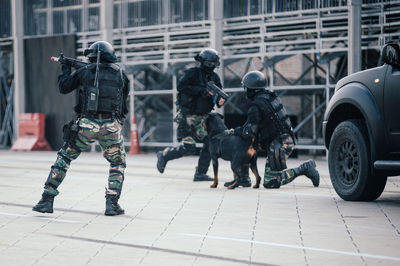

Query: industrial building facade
left=0, top=0, right=399, bottom=151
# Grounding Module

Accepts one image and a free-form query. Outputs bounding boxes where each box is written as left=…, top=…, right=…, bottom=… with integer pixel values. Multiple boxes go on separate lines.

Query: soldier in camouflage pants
left=33, top=41, right=129, bottom=216
left=44, top=118, right=126, bottom=197
left=157, top=48, right=225, bottom=181
left=157, top=110, right=211, bottom=180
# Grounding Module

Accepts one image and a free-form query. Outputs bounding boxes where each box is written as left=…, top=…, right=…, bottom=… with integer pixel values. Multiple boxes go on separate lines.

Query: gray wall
left=24, top=35, right=76, bottom=150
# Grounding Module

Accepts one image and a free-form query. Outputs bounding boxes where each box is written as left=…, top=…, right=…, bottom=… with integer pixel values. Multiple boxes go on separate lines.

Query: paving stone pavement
left=0, top=150, right=399, bottom=266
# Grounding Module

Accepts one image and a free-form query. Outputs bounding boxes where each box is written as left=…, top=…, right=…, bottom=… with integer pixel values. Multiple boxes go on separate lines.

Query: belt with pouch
left=82, top=112, right=114, bottom=120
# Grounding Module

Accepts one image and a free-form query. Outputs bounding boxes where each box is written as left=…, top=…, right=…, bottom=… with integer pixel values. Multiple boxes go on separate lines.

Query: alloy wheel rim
left=337, top=140, right=359, bottom=186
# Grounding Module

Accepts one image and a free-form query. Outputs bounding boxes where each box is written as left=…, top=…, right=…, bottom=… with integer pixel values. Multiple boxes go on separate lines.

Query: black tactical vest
left=82, top=63, right=124, bottom=116
left=178, top=67, right=219, bottom=115
left=253, top=91, right=293, bottom=144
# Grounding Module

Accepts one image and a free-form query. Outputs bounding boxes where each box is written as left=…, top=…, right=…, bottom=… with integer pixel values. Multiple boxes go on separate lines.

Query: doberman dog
left=204, top=113, right=261, bottom=189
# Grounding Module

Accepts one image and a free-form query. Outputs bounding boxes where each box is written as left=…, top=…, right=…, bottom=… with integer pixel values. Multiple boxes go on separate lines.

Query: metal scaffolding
left=2, top=0, right=400, bottom=151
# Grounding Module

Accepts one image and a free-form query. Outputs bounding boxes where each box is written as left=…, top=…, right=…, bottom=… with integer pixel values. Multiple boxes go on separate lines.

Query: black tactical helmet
left=195, top=48, right=220, bottom=68
left=242, top=71, right=267, bottom=90
left=84, top=41, right=117, bottom=63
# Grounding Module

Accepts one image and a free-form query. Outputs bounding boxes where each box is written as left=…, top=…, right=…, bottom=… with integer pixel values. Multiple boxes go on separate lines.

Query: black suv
left=323, top=43, right=400, bottom=201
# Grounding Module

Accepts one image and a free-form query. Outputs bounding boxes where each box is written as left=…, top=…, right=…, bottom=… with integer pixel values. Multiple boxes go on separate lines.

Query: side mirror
left=381, top=43, right=400, bottom=66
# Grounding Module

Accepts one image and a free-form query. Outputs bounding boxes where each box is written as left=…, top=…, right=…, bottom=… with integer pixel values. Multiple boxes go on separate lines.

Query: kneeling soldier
left=227, top=71, right=320, bottom=188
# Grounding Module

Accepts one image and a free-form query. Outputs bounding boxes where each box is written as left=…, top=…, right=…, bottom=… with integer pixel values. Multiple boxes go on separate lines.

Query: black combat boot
left=224, top=168, right=251, bottom=187
left=193, top=167, right=213, bottom=181
left=238, top=175, right=252, bottom=187
left=157, top=151, right=167, bottom=173
left=224, top=179, right=236, bottom=187
left=294, top=159, right=320, bottom=187
left=227, top=176, right=252, bottom=188
left=32, top=192, right=55, bottom=213
left=157, top=146, right=189, bottom=174
left=105, top=195, right=125, bottom=216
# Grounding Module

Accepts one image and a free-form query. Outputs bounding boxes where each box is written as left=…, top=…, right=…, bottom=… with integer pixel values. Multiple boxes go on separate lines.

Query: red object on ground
left=11, top=113, right=52, bottom=151
left=128, top=117, right=141, bottom=155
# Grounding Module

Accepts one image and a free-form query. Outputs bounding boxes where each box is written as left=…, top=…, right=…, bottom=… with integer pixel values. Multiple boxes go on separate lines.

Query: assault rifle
left=206, top=81, right=230, bottom=104
left=51, top=53, right=88, bottom=69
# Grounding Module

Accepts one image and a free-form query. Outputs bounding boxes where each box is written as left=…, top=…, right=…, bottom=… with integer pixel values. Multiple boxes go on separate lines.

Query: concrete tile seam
left=47, top=233, right=274, bottom=266
left=193, top=189, right=227, bottom=266
left=182, top=233, right=400, bottom=263
left=30, top=188, right=103, bottom=265
left=306, top=175, right=368, bottom=264
left=249, top=191, right=261, bottom=266
left=32, top=211, right=102, bottom=265
left=330, top=190, right=366, bottom=265
left=375, top=202, right=400, bottom=236
left=293, top=185, right=308, bottom=265
left=139, top=183, right=199, bottom=265
left=88, top=179, right=177, bottom=265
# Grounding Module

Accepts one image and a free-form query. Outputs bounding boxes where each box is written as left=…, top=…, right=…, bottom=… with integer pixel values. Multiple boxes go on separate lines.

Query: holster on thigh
left=62, top=119, right=82, bottom=152
left=267, top=139, right=287, bottom=171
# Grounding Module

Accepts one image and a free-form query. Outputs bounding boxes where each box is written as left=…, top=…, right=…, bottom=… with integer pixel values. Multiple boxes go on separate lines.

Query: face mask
left=201, top=63, right=215, bottom=73
left=246, top=88, right=259, bottom=99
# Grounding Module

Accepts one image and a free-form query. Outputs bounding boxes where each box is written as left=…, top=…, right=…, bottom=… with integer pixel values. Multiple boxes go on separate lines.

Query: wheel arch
left=324, top=83, right=386, bottom=161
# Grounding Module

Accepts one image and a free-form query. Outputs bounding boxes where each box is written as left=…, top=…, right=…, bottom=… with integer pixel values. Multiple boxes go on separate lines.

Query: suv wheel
left=328, top=119, right=387, bottom=201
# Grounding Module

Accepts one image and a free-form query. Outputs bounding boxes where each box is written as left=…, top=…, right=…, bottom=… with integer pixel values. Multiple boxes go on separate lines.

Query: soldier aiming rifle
left=33, top=41, right=130, bottom=216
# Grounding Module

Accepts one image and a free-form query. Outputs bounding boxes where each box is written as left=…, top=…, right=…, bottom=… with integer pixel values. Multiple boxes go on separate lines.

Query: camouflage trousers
left=263, top=134, right=296, bottom=188
left=175, top=111, right=208, bottom=145
left=161, top=112, right=210, bottom=173
left=44, top=117, right=126, bottom=196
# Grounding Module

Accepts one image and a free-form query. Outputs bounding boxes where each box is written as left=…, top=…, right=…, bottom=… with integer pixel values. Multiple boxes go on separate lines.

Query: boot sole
left=32, top=207, right=53, bottom=213
left=105, top=211, right=125, bottom=216
left=224, top=181, right=250, bottom=187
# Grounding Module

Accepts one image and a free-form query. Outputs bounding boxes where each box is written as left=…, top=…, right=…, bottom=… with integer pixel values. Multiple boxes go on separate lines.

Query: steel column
left=348, top=0, right=362, bottom=74
left=11, top=0, right=25, bottom=140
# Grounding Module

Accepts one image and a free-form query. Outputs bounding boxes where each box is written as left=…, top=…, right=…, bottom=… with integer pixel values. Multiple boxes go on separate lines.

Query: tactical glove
left=61, top=64, right=71, bottom=75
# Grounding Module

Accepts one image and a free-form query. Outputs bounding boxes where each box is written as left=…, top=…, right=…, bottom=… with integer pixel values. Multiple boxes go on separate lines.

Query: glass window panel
left=0, top=0, right=12, bottom=38
left=67, top=9, right=81, bottom=33
left=302, top=0, right=316, bottom=9
left=24, top=0, right=49, bottom=35
left=170, top=0, right=182, bottom=23
left=53, top=0, right=82, bottom=8
left=141, top=0, right=160, bottom=26
left=53, top=11, right=64, bottom=34
left=193, top=0, right=205, bottom=21
left=88, top=7, right=99, bottom=31
left=250, top=0, right=261, bottom=15
left=35, top=12, right=47, bottom=35
left=31, top=0, right=47, bottom=8
left=276, top=0, right=299, bottom=12
left=182, top=0, right=193, bottom=22
left=224, top=0, right=248, bottom=18
left=127, top=2, right=140, bottom=27
left=264, top=0, right=273, bottom=13
left=114, top=4, right=119, bottom=29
